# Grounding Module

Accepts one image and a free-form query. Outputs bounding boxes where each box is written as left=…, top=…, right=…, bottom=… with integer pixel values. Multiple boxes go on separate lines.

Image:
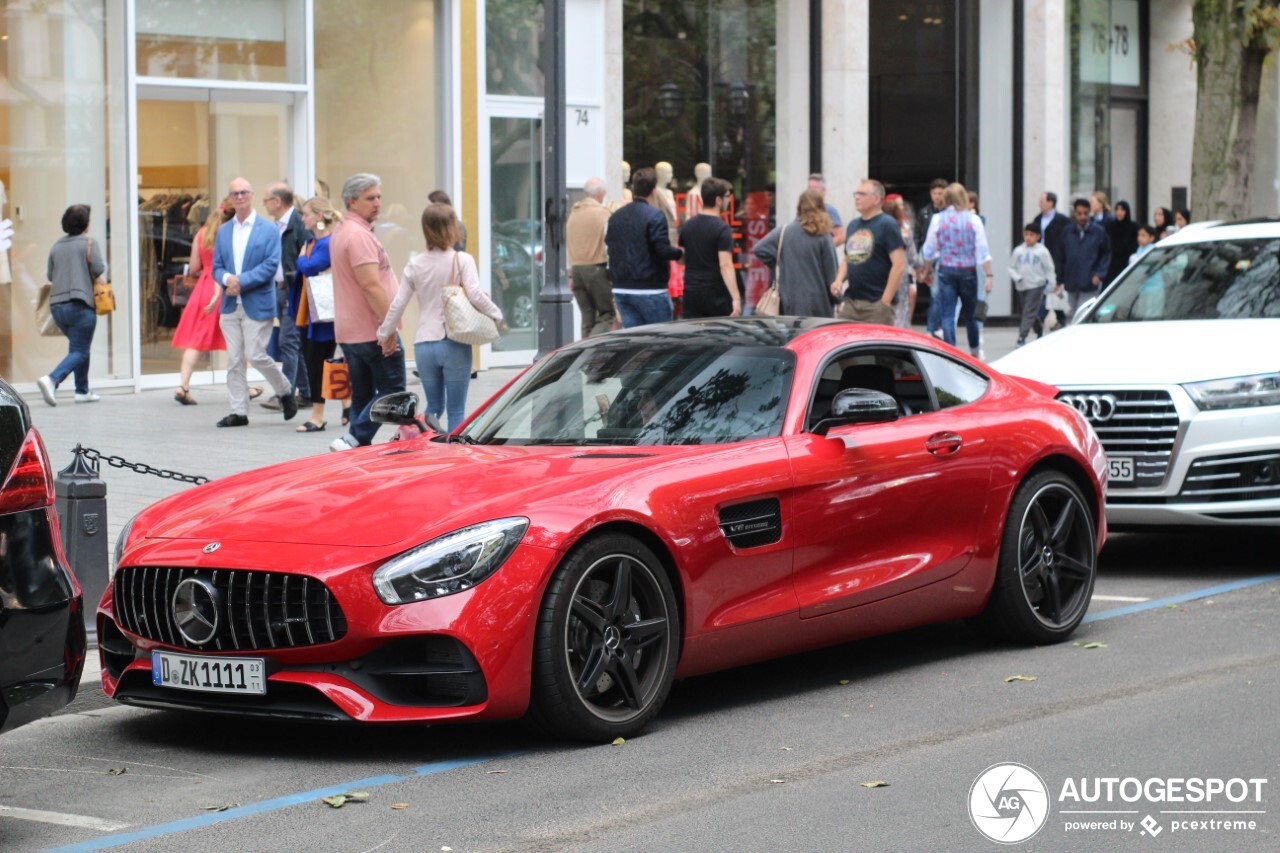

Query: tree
left=1190, top=0, right=1280, bottom=220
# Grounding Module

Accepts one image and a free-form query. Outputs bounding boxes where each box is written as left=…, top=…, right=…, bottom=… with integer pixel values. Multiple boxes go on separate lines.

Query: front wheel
left=528, top=534, right=680, bottom=741
left=970, top=470, right=1097, bottom=644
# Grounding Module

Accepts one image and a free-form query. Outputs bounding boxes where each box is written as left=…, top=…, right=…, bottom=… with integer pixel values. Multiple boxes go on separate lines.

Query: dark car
left=0, top=378, right=86, bottom=735
left=492, top=235, right=538, bottom=329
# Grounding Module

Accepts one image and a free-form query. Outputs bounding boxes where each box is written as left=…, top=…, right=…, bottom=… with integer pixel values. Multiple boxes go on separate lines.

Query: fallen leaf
left=611, top=737, right=625, bottom=746
left=860, top=781, right=890, bottom=788
left=391, top=803, right=408, bottom=810
left=344, top=792, right=370, bottom=803
left=107, top=768, right=127, bottom=776
left=1004, top=675, right=1038, bottom=683
left=322, top=791, right=370, bottom=808
left=770, top=779, right=786, bottom=784
left=1165, top=604, right=1179, bottom=609
left=838, top=679, right=850, bottom=685
left=202, top=804, right=239, bottom=812
left=322, top=795, right=348, bottom=808
left=779, top=747, right=792, bottom=751
left=1205, top=600, right=1215, bottom=606
left=486, top=769, right=508, bottom=774
left=1074, top=642, right=1107, bottom=649
left=442, top=847, right=453, bottom=851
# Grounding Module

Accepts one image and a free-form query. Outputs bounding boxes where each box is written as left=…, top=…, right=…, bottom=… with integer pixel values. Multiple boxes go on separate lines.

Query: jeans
left=49, top=300, right=97, bottom=394
left=613, top=291, right=672, bottom=328
left=935, top=268, right=979, bottom=349
left=926, top=283, right=942, bottom=335
left=276, top=282, right=309, bottom=398
left=342, top=338, right=407, bottom=446
left=415, top=338, right=472, bottom=430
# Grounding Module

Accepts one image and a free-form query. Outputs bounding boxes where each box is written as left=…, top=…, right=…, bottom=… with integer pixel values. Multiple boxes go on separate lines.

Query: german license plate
left=152, top=651, right=266, bottom=695
left=1108, top=456, right=1134, bottom=483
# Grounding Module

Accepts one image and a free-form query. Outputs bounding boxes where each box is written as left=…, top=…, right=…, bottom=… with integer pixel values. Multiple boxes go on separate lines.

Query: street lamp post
left=537, top=0, right=571, bottom=360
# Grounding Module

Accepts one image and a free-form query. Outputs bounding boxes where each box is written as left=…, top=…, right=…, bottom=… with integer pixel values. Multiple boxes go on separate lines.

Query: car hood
left=993, top=319, right=1279, bottom=386
left=136, top=442, right=683, bottom=549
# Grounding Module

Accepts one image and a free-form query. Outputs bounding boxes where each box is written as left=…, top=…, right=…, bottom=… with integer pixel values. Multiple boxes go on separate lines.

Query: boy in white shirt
left=1010, top=222, right=1055, bottom=346
left=1131, top=224, right=1158, bottom=265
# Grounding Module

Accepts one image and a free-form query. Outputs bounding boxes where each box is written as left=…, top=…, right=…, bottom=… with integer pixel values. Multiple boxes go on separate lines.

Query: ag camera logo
left=969, top=763, right=1051, bottom=844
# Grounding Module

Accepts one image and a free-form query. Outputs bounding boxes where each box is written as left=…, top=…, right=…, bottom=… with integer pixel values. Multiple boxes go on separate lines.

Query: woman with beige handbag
left=36, top=204, right=107, bottom=406
left=377, top=203, right=505, bottom=430
left=751, top=189, right=840, bottom=317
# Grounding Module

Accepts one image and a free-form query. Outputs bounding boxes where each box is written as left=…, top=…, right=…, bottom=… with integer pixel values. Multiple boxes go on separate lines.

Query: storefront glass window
left=489, top=116, right=542, bottom=352
left=135, top=0, right=305, bottom=84
left=314, top=0, right=443, bottom=346
left=2, top=0, right=124, bottom=385
left=1070, top=0, right=1115, bottom=198
left=486, top=0, right=544, bottom=97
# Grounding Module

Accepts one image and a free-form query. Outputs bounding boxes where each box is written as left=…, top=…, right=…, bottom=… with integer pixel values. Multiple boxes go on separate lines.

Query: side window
left=917, top=351, right=988, bottom=409
left=807, top=347, right=929, bottom=429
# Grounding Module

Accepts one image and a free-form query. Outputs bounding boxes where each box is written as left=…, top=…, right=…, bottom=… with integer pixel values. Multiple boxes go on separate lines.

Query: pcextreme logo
left=969, top=764, right=1269, bottom=843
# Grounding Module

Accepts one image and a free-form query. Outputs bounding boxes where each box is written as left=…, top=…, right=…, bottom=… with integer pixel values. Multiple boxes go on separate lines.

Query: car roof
left=1156, top=219, right=1280, bottom=245
left=571, top=317, right=849, bottom=348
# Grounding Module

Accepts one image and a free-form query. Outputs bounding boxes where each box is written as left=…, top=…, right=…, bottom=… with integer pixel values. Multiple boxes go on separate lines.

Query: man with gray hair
left=327, top=173, right=406, bottom=450
left=566, top=177, right=614, bottom=337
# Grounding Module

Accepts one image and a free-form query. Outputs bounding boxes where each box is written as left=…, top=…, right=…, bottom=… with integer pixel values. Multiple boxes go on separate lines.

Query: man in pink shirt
left=327, top=173, right=406, bottom=450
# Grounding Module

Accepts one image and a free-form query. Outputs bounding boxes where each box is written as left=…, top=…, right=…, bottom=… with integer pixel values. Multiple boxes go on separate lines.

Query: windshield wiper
left=447, top=433, right=479, bottom=444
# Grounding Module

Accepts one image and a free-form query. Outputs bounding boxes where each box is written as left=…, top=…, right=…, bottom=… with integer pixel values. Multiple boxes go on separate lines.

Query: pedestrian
left=1175, top=208, right=1192, bottom=230
left=752, top=188, right=839, bottom=317
left=920, top=183, right=992, bottom=353
left=211, top=177, right=297, bottom=427
left=1106, top=200, right=1140, bottom=282
left=171, top=200, right=236, bottom=406
left=807, top=173, right=845, bottom=243
left=293, top=195, right=342, bottom=433
left=565, top=177, right=614, bottom=336
left=1153, top=207, right=1175, bottom=239
left=378, top=203, right=504, bottom=431
left=679, top=176, right=742, bottom=318
left=327, top=173, right=407, bottom=450
left=605, top=166, right=683, bottom=328
left=1131, top=223, right=1158, bottom=265
left=829, top=179, right=906, bottom=326
left=36, top=204, right=106, bottom=406
left=1035, top=191, right=1071, bottom=335
left=1009, top=221, right=1054, bottom=346
left=1055, top=197, right=1111, bottom=320
left=428, top=190, right=467, bottom=251
left=881, top=194, right=922, bottom=327
left=262, top=182, right=311, bottom=412
left=917, top=180, right=950, bottom=337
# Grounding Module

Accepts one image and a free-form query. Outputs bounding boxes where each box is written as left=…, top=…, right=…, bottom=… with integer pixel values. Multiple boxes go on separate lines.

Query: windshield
left=1086, top=238, right=1280, bottom=323
left=460, top=339, right=794, bottom=446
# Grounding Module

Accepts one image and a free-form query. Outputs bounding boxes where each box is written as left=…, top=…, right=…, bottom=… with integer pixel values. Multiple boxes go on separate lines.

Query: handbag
left=170, top=274, right=195, bottom=308
left=86, top=239, right=114, bottom=315
left=307, top=272, right=336, bottom=323
left=36, top=283, right=60, bottom=336
left=321, top=357, right=352, bottom=402
left=755, top=224, right=784, bottom=317
left=442, top=253, right=500, bottom=346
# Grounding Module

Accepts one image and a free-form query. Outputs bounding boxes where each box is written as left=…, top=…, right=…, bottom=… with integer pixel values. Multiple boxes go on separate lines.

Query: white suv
left=994, top=220, right=1280, bottom=527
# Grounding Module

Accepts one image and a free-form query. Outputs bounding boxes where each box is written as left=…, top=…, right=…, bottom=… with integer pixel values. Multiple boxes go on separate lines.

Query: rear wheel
left=528, top=534, right=679, bottom=741
left=970, top=470, right=1097, bottom=644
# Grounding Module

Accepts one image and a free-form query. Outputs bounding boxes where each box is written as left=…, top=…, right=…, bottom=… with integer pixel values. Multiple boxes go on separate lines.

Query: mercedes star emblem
left=203, top=542, right=221, bottom=554
left=172, top=578, right=221, bottom=645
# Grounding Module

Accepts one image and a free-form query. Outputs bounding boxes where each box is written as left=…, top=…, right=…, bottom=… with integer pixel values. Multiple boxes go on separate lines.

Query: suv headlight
left=1184, top=373, right=1280, bottom=410
left=373, top=518, right=529, bottom=605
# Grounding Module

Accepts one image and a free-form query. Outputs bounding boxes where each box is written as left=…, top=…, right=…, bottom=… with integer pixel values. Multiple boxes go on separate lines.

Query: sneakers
left=74, top=391, right=101, bottom=403
left=36, top=376, right=57, bottom=406
left=328, top=435, right=357, bottom=452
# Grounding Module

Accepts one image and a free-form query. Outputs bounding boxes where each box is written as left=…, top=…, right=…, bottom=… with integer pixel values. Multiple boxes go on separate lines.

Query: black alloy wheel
left=529, top=534, right=679, bottom=741
left=970, top=470, right=1097, bottom=644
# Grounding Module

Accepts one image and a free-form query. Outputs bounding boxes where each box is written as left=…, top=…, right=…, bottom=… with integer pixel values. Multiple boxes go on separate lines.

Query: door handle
left=926, top=432, right=963, bottom=456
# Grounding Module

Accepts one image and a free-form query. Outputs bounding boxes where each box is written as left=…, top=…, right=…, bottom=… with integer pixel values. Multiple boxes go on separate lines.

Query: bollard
left=55, top=445, right=107, bottom=639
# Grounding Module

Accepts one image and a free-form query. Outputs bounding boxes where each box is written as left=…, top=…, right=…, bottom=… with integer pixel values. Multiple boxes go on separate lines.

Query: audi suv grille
left=1058, top=390, right=1179, bottom=489
left=114, top=566, right=348, bottom=652
left=1175, top=451, right=1280, bottom=503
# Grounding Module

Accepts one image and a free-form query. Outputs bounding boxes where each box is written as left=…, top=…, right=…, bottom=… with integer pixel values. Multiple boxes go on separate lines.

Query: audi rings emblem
left=1060, top=393, right=1119, bottom=422
left=172, top=578, right=221, bottom=645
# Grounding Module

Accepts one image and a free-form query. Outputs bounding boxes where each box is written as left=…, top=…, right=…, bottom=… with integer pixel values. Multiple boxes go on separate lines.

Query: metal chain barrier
left=77, top=444, right=209, bottom=486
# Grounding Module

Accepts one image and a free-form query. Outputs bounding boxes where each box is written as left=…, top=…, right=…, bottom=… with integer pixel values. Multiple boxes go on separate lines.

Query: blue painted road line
left=1084, top=573, right=1280, bottom=623
left=45, top=753, right=522, bottom=853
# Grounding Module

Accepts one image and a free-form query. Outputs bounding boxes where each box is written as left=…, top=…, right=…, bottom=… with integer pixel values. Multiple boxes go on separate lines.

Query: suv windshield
left=459, top=339, right=794, bottom=446
left=1087, top=238, right=1280, bottom=322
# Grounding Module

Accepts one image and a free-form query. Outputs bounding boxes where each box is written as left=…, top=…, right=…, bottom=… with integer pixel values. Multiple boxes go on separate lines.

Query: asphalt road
left=3, top=528, right=1277, bottom=852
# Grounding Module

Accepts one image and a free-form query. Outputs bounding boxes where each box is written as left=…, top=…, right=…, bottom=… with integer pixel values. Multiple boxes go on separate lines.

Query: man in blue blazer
left=212, top=177, right=298, bottom=426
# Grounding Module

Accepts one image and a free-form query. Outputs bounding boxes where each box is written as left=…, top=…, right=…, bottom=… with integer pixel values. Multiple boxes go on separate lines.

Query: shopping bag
left=322, top=358, right=352, bottom=401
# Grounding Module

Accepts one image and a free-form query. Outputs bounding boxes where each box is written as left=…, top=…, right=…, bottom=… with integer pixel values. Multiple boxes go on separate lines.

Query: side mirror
left=370, top=391, right=421, bottom=425
left=814, top=388, right=899, bottom=434
left=1072, top=296, right=1098, bottom=323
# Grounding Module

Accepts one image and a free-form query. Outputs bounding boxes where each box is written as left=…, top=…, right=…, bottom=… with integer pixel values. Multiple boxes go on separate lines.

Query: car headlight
left=1184, top=373, right=1280, bottom=410
left=112, top=513, right=140, bottom=580
left=372, top=518, right=529, bottom=605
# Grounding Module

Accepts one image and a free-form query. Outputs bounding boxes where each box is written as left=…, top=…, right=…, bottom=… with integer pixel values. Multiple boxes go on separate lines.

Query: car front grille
left=114, top=566, right=348, bottom=652
left=1058, top=389, right=1179, bottom=489
left=1174, top=450, right=1280, bottom=503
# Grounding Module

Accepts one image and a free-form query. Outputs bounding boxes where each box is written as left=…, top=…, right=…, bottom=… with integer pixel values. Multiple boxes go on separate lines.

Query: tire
left=528, top=534, right=680, bottom=742
left=970, top=470, right=1097, bottom=644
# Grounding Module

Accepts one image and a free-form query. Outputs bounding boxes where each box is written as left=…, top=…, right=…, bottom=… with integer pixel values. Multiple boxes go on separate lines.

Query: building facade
left=2, top=0, right=1276, bottom=392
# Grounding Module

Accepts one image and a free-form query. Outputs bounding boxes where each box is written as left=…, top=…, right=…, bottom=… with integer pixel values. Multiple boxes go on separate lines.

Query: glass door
left=135, top=90, right=290, bottom=378
left=488, top=115, right=543, bottom=356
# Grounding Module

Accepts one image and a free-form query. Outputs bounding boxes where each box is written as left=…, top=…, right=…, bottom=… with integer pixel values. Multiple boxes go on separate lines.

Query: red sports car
left=99, top=318, right=1106, bottom=741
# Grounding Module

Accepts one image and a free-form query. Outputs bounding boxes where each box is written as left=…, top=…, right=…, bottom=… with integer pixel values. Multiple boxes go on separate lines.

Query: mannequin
left=609, top=161, right=633, bottom=212
left=652, top=161, right=680, bottom=243
left=685, top=162, right=712, bottom=221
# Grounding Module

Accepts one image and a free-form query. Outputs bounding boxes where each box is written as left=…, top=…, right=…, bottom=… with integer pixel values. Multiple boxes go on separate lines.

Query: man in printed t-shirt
left=830, top=179, right=906, bottom=325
